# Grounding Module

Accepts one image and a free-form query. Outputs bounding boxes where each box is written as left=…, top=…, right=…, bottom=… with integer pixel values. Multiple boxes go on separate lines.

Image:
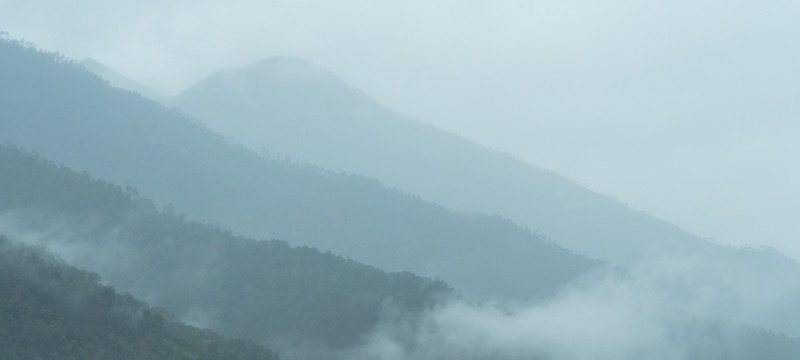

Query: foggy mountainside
left=170, top=57, right=766, bottom=269
left=0, top=144, right=449, bottom=351
left=0, top=36, right=596, bottom=301
left=4, top=28, right=800, bottom=359
left=0, top=235, right=280, bottom=360
left=3, top=147, right=800, bottom=360
left=165, top=57, right=800, bottom=336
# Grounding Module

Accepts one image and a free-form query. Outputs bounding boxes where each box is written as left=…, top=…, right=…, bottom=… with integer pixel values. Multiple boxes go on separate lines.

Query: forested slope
left=4, top=35, right=800, bottom=360
left=170, top=57, right=702, bottom=268
left=0, top=235, right=280, bottom=360
left=0, top=36, right=596, bottom=301
left=0, top=144, right=449, bottom=350
left=167, top=54, right=800, bottom=337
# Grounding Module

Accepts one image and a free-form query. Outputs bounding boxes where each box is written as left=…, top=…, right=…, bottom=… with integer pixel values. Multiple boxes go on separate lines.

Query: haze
left=2, top=0, right=799, bottom=259
left=5, top=12, right=800, bottom=358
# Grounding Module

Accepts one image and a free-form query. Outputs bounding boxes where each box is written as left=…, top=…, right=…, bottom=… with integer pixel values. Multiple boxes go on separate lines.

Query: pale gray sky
left=2, top=0, right=799, bottom=258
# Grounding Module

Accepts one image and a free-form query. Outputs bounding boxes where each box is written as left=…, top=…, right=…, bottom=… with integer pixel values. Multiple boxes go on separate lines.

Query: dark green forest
left=0, top=144, right=450, bottom=349
left=0, top=235, right=279, bottom=360
left=0, top=35, right=597, bottom=301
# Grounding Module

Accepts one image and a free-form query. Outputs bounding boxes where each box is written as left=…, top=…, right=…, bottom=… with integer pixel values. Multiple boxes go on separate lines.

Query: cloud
left=3, top=207, right=800, bottom=359
left=3, top=0, right=800, bottom=325
left=349, top=268, right=683, bottom=360
left=348, top=247, right=800, bottom=360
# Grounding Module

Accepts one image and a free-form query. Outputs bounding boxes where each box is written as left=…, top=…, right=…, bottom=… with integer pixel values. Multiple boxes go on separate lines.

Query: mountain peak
left=175, top=56, right=370, bottom=117
left=231, top=56, right=339, bottom=84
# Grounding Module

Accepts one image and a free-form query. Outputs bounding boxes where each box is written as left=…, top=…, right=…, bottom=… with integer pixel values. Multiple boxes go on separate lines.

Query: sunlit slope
left=170, top=57, right=713, bottom=267
left=0, top=37, right=595, bottom=301
left=0, top=235, right=280, bottom=360
left=0, top=144, right=449, bottom=349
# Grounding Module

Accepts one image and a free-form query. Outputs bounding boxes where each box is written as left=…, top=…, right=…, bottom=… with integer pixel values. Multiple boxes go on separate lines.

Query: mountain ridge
left=172, top=56, right=706, bottom=267
left=5, top=34, right=800, bottom=359
left=0, top=36, right=595, bottom=302
left=169, top=54, right=800, bottom=336
left=0, top=143, right=451, bottom=351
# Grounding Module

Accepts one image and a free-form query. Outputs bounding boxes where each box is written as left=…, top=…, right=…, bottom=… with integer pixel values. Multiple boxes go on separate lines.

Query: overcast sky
left=2, top=0, right=799, bottom=258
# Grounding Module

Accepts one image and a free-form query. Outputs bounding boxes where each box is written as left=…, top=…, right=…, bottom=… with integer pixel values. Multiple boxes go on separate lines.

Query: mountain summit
left=170, top=55, right=800, bottom=336
left=0, top=37, right=594, bottom=302
left=173, top=56, right=701, bottom=267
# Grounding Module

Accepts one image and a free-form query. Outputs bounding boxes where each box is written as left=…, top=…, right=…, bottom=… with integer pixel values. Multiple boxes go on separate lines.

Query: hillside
left=5, top=226, right=800, bottom=360
left=170, top=57, right=710, bottom=268
left=0, top=35, right=596, bottom=302
left=166, top=56, right=800, bottom=337
left=5, top=35, right=800, bottom=360
left=3, top=148, right=800, bottom=360
left=0, top=234, right=279, bottom=360
left=0, top=144, right=449, bottom=350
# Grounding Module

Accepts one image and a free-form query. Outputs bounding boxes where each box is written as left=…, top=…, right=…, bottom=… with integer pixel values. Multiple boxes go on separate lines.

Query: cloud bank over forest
left=351, top=253, right=800, bottom=360
left=5, top=209, right=798, bottom=360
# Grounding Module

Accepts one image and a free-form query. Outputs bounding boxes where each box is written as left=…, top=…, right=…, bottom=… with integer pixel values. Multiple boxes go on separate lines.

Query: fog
left=6, top=0, right=800, bottom=258
left=349, top=248, right=800, bottom=360
left=3, top=0, right=798, bottom=259
left=0, top=213, right=677, bottom=360
left=351, top=273, right=683, bottom=360
left=5, top=11, right=800, bottom=356
left=4, top=209, right=799, bottom=359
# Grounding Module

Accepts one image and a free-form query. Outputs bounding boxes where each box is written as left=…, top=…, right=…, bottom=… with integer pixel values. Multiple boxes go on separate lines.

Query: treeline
left=0, top=235, right=280, bottom=360
left=0, top=35, right=597, bottom=302
left=0, top=144, right=450, bottom=349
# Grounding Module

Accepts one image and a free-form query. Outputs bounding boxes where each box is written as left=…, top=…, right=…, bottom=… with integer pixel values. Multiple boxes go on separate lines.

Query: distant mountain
left=169, top=57, right=707, bottom=267
left=0, top=37, right=595, bottom=303
left=168, top=57, right=800, bottom=336
left=80, top=58, right=164, bottom=99
left=0, top=234, right=280, bottom=360
left=0, top=144, right=449, bottom=351
left=5, top=36, right=800, bottom=359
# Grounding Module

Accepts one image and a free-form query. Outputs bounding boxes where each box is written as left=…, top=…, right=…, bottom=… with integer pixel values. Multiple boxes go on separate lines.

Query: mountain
left=0, top=234, right=280, bottom=360
left=170, top=57, right=709, bottom=268
left=0, top=144, right=449, bottom=351
left=166, top=57, right=800, bottom=336
left=3, top=149, right=800, bottom=360
left=0, top=36, right=596, bottom=302
left=4, top=35, right=800, bottom=359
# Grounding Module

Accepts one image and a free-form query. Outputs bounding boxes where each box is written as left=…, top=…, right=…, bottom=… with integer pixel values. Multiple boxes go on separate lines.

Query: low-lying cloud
left=348, top=249, right=800, bottom=360
left=3, top=210, right=800, bottom=360
left=351, top=272, right=682, bottom=360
